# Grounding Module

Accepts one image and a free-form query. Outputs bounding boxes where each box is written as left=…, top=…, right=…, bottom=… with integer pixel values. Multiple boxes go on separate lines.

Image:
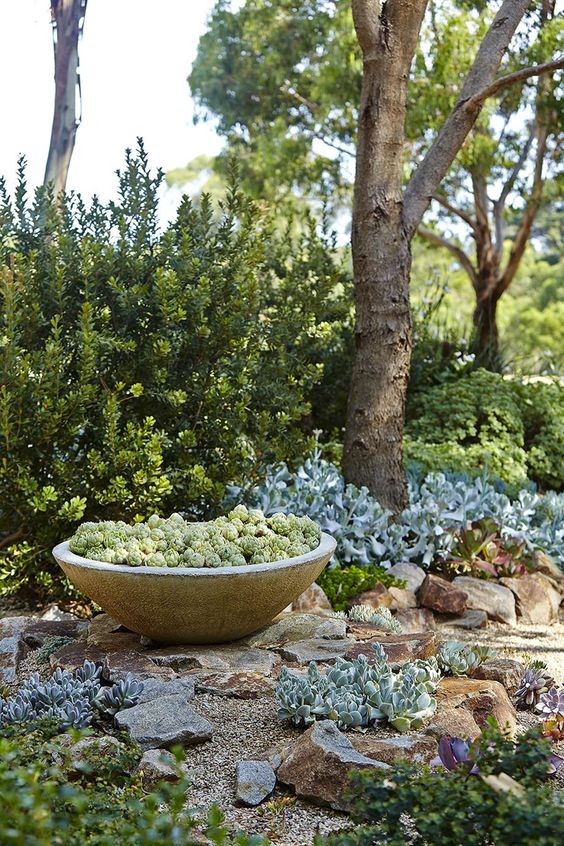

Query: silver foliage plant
left=0, top=661, right=143, bottom=731
left=276, top=643, right=440, bottom=733
left=337, top=604, right=403, bottom=634
left=228, top=442, right=564, bottom=571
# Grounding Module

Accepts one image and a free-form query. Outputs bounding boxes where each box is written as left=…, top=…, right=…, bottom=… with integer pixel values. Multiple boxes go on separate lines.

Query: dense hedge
left=0, top=148, right=347, bottom=594
left=405, top=370, right=564, bottom=490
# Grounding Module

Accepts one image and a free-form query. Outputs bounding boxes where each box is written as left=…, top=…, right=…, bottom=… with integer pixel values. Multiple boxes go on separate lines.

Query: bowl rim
left=52, top=531, right=336, bottom=577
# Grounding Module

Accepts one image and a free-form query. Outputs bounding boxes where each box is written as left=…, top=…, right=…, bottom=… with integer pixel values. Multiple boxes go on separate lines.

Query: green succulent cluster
left=317, top=564, right=407, bottom=611
left=68, top=505, right=320, bottom=568
left=276, top=644, right=440, bottom=733
left=337, top=604, right=403, bottom=634
left=437, top=641, right=497, bottom=676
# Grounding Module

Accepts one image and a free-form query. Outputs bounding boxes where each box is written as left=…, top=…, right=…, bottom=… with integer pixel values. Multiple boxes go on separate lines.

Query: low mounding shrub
left=233, top=445, right=564, bottom=575
left=0, top=723, right=267, bottom=846
left=316, top=724, right=564, bottom=846
left=0, top=147, right=346, bottom=595
left=405, top=369, right=564, bottom=491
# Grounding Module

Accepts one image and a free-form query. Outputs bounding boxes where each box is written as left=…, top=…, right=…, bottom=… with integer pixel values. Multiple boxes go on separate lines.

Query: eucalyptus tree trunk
left=44, top=0, right=88, bottom=194
left=343, top=0, right=537, bottom=511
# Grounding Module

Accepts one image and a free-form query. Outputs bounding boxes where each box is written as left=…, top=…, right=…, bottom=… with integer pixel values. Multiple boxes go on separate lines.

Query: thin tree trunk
left=474, top=289, right=500, bottom=356
left=44, top=0, right=87, bottom=194
left=342, top=0, right=427, bottom=512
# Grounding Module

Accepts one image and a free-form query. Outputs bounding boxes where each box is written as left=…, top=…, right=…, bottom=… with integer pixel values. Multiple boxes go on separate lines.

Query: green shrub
left=317, top=724, right=564, bottom=846
left=0, top=148, right=346, bottom=595
left=317, top=564, right=406, bottom=611
left=405, top=370, right=564, bottom=490
left=0, top=723, right=268, bottom=846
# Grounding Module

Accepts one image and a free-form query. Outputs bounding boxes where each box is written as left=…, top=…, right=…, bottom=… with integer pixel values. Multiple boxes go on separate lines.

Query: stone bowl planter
left=52, top=532, right=336, bottom=644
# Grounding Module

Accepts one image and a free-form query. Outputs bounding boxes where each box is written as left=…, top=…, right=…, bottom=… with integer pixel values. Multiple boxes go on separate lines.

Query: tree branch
left=403, top=0, right=531, bottom=238
left=431, top=193, right=477, bottom=232
left=493, top=122, right=536, bottom=255
left=351, top=0, right=380, bottom=57
left=464, top=59, right=564, bottom=110
left=417, top=226, right=478, bottom=286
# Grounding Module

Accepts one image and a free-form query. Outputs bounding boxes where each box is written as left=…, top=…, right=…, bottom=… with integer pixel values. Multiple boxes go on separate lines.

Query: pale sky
left=0, top=0, right=225, bottom=220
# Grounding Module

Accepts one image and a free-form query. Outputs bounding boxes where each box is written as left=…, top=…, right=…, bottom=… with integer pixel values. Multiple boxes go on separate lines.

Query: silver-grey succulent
left=514, top=667, right=555, bottom=709
left=344, top=605, right=403, bottom=634
left=276, top=643, right=438, bottom=733
left=0, top=661, right=143, bottom=731
left=437, top=641, right=497, bottom=676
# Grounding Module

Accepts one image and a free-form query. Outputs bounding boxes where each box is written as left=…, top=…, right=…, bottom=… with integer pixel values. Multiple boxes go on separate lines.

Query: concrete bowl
left=52, top=532, right=336, bottom=644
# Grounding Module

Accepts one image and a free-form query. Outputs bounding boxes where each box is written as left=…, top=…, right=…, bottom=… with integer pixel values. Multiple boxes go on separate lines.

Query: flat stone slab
left=446, top=609, right=487, bottom=630
left=23, top=618, right=88, bottom=647
left=344, top=632, right=438, bottom=664
left=147, top=643, right=278, bottom=675
left=235, top=760, right=276, bottom=806
left=115, top=694, right=213, bottom=750
left=195, top=671, right=275, bottom=699
left=274, top=638, right=353, bottom=664
left=136, top=676, right=196, bottom=704
left=244, top=613, right=346, bottom=648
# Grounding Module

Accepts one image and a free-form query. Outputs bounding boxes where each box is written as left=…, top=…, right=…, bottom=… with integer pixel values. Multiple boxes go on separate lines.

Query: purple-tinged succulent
left=515, top=667, right=555, bottom=709
left=536, top=687, right=564, bottom=719
left=435, top=736, right=480, bottom=773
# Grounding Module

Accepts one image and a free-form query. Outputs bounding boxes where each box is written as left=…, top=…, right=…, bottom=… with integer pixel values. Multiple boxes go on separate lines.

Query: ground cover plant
left=234, top=442, right=564, bottom=587
left=68, top=506, right=320, bottom=568
left=0, top=149, right=347, bottom=596
left=316, top=723, right=564, bottom=846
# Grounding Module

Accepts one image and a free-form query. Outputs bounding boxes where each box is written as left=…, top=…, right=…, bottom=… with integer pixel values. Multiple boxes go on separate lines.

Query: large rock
left=0, top=616, right=29, bottom=683
left=351, top=733, right=437, bottom=765
left=419, top=574, right=467, bottom=616
left=387, top=587, right=418, bottom=610
left=452, top=577, right=517, bottom=626
left=292, top=584, right=333, bottom=615
left=500, top=573, right=561, bottom=624
left=148, top=644, right=278, bottom=675
left=23, top=617, right=88, bottom=647
left=387, top=563, right=426, bottom=593
left=136, top=675, right=195, bottom=704
left=472, top=658, right=525, bottom=693
left=424, top=706, right=481, bottom=740
left=532, top=551, right=564, bottom=587
left=394, top=608, right=437, bottom=633
left=277, top=720, right=389, bottom=811
left=349, top=584, right=392, bottom=610
left=245, top=613, right=346, bottom=648
left=115, top=694, right=213, bottom=750
left=437, top=677, right=517, bottom=735
left=275, top=639, right=353, bottom=664
left=49, top=641, right=106, bottom=673
left=445, top=609, right=488, bottom=630
left=344, top=632, right=438, bottom=665
left=235, top=760, right=276, bottom=806
left=67, top=736, right=129, bottom=777
left=195, top=672, right=275, bottom=699
left=136, top=749, right=188, bottom=790
left=103, top=649, right=177, bottom=683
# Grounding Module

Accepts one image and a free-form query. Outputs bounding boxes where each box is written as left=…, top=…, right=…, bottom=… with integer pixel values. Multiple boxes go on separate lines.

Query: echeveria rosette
left=536, top=686, right=564, bottom=719
left=514, top=667, right=555, bottom=710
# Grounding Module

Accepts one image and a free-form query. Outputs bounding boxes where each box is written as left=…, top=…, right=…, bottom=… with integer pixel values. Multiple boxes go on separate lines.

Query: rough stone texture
left=235, top=760, right=276, bottom=806
left=387, top=587, right=417, bottom=610
left=277, top=720, right=389, bottom=811
left=348, top=583, right=392, bottom=610
left=344, top=632, right=438, bottom=665
left=68, top=735, right=128, bottom=775
left=394, top=608, right=437, bottom=633
left=103, top=649, right=177, bottom=683
left=195, top=672, right=275, bottom=699
left=532, top=551, right=564, bottom=587
left=500, top=573, right=561, bottom=624
left=275, top=639, right=352, bottom=664
left=136, top=749, right=187, bottom=789
left=446, top=609, right=488, bottom=630
left=49, top=641, right=106, bottom=673
left=115, top=694, right=213, bottom=750
left=387, top=563, right=426, bottom=593
left=245, top=613, right=346, bottom=648
left=148, top=644, right=278, bottom=675
left=346, top=621, right=399, bottom=641
left=350, top=733, right=437, bottom=765
left=137, top=675, right=196, bottom=704
left=452, top=577, right=517, bottom=626
left=0, top=616, right=29, bottom=683
left=437, top=677, right=517, bottom=735
left=472, top=658, right=525, bottom=693
left=23, top=618, right=88, bottom=647
left=419, top=574, right=467, bottom=616
left=424, top=706, right=481, bottom=740
left=292, top=584, right=333, bottom=615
